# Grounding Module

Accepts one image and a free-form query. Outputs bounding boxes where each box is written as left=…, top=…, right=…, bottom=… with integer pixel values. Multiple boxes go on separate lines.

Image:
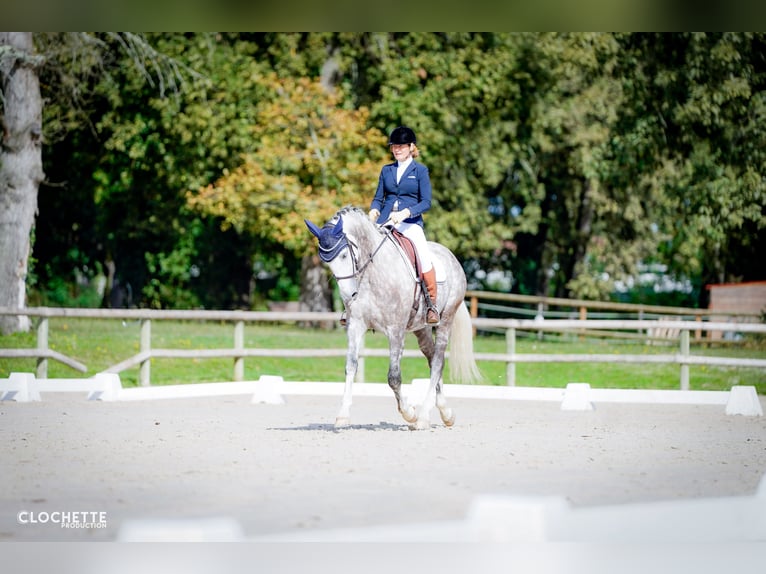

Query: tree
left=188, top=74, right=385, bottom=312
left=0, top=33, right=44, bottom=334
left=32, top=33, right=256, bottom=311
left=15, top=33, right=766, bottom=322
left=2, top=32, right=204, bottom=331
left=614, top=33, right=766, bottom=303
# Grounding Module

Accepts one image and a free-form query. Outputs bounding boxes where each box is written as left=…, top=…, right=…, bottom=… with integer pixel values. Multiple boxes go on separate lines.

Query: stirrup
left=426, top=307, right=440, bottom=325
left=339, top=311, right=347, bottom=327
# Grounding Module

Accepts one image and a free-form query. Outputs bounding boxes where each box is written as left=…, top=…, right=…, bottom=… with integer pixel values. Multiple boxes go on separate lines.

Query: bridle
left=328, top=227, right=391, bottom=282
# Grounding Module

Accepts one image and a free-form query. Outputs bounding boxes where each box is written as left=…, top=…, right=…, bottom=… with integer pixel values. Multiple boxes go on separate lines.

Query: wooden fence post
left=140, top=319, right=151, bottom=387
left=233, top=321, right=244, bottom=382
left=36, top=317, right=48, bottom=379
left=506, top=327, right=516, bottom=386
left=680, top=329, right=690, bottom=391
left=579, top=305, right=587, bottom=340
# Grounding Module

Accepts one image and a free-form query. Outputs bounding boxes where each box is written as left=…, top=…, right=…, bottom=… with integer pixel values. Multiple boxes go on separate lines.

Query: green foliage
left=29, top=275, right=104, bottom=308
left=32, top=33, right=766, bottom=313
left=253, top=251, right=302, bottom=303
left=188, top=73, right=383, bottom=255
left=142, top=218, right=202, bottom=309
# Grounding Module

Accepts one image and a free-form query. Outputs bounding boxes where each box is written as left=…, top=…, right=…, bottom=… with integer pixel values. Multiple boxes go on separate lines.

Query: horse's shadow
left=268, top=421, right=410, bottom=433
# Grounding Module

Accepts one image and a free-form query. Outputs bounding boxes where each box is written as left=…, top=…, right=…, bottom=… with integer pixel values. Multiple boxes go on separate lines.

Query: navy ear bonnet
left=305, top=217, right=348, bottom=262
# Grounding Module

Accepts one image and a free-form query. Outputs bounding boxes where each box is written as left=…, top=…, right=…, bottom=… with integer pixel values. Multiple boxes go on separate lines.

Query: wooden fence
left=2, top=305, right=765, bottom=391
left=465, top=290, right=762, bottom=341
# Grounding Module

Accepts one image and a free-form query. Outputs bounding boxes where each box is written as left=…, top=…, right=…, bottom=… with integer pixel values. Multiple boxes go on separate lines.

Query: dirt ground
left=2, top=391, right=766, bottom=542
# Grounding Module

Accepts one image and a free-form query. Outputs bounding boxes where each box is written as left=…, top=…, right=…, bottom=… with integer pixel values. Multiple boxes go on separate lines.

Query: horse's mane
left=332, top=205, right=380, bottom=242
left=332, top=205, right=367, bottom=223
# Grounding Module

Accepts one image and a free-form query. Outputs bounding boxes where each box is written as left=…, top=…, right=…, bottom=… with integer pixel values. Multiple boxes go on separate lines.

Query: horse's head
left=305, top=216, right=348, bottom=263
left=305, top=215, right=359, bottom=299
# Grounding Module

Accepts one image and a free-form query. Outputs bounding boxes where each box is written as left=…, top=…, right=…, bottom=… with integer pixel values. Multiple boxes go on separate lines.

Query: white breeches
left=394, top=221, right=433, bottom=273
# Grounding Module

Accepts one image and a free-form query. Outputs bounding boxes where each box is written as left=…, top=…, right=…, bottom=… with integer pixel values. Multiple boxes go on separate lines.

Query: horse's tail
left=448, top=301, right=483, bottom=385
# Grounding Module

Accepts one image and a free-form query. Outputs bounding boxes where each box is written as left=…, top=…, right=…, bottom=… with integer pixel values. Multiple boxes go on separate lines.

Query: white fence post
left=36, top=317, right=48, bottom=379
left=233, top=321, right=244, bottom=382
left=506, top=327, right=516, bottom=386
left=140, top=319, right=151, bottom=387
left=680, top=329, right=690, bottom=391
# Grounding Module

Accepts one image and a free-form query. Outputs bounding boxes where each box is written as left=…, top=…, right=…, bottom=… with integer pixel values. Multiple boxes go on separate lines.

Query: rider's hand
left=390, top=208, right=411, bottom=224
left=368, top=209, right=380, bottom=222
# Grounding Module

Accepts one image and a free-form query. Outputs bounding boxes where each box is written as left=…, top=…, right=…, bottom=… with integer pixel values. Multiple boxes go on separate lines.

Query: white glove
left=368, top=208, right=380, bottom=222
left=389, top=208, right=411, bottom=224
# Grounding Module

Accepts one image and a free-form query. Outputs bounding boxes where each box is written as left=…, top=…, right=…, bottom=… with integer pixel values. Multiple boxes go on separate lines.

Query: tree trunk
left=564, top=179, right=595, bottom=295
left=299, top=254, right=334, bottom=329
left=0, top=33, right=44, bottom=334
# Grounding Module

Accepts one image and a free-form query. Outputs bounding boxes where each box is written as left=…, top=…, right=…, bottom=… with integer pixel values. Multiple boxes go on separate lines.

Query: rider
left=368, top=126, right=440, bottom=325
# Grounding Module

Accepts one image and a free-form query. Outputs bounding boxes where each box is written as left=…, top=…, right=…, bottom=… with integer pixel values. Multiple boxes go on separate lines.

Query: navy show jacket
left=370, top=160, right=432, bottom=227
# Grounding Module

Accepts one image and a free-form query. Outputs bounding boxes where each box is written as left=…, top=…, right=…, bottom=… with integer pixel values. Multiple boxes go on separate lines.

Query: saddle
left=385, top=227, right=432, bottom=328
left=389, top=228, right=421, bottom=276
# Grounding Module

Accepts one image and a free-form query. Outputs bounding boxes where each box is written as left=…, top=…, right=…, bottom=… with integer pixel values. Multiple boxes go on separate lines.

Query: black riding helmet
left=388, top=126, right=417, bottom=146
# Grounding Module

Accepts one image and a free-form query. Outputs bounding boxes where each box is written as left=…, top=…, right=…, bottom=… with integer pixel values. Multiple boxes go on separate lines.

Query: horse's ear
left=305, top=219, right=322, bottom=239
left=332, top=217, right=344, bottom=236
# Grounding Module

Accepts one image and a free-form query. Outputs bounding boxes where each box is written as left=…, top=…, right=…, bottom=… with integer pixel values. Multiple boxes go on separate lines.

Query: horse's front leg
left=387, top=333, right=416, bottom=424
left=336, top=321, right=365, bottom=427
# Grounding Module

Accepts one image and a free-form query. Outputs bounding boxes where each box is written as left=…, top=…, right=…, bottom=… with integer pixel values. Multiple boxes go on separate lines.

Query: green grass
left=1, top=318, right=764, bottom=393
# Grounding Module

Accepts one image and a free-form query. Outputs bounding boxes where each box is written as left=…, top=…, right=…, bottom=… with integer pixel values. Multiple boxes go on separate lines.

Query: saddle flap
left=391, top=228, right=420, bottom=274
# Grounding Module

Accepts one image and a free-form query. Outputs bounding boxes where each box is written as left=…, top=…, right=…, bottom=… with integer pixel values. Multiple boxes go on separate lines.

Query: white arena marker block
left=88, top=373, right=122, bottom=401
left=725, top=386, right=763, bottom=416
left=756, top=473, right=766, bottom=498
left=1, top=372, right=41, bottom=402
left=561, top=382, right=594, bottom=411
left=251, top=375, right=286, bottom=405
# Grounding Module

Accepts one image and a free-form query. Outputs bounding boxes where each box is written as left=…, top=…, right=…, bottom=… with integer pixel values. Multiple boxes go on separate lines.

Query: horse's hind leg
left=435, top=379, right=455, bottom=427
left=413, top=325, right=454, bottom=429
left=414, top=327, right=435, bottom=366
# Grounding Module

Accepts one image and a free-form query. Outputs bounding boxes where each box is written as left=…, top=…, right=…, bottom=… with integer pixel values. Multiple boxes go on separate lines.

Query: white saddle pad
left=433, top=257, right=446, bottom=283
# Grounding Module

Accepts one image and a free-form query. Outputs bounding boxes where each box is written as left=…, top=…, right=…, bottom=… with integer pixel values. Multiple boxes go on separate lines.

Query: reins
left=331, top=226, right=392, bottom=282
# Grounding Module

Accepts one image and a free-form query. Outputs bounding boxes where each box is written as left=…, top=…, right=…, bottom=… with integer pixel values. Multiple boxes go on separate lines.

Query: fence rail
left=465, top=290, right=762, bottom=343
left=465, top=289, right=762, bottom=319
left=1, top=306, right=765, bottom=390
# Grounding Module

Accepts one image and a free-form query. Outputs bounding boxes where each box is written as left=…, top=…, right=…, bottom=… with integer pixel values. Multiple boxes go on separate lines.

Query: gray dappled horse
left=305, top=206, right=481, bottom=430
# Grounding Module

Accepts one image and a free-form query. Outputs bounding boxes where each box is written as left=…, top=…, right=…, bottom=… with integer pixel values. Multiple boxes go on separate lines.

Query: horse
left=305, top=206, right=481, bottom=430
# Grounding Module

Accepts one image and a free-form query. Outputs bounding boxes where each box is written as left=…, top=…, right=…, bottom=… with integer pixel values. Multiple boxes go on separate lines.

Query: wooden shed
left=706, top=281, right=766, bottom=339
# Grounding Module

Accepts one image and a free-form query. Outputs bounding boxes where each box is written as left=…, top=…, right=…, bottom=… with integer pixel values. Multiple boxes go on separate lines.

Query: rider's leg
left=421, top=267, right=439, bottom=324
left=397, top=222, right=439, bottom=324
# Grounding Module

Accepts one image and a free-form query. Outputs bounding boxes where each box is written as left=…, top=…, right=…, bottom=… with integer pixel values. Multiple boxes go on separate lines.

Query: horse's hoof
left=441, top=409, right=456, bottom=427
left=334, top=417, right=350, bottom=428
left=400, top=406, right=417, bottom=424
left=409, top=418, right=431, bottom=431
